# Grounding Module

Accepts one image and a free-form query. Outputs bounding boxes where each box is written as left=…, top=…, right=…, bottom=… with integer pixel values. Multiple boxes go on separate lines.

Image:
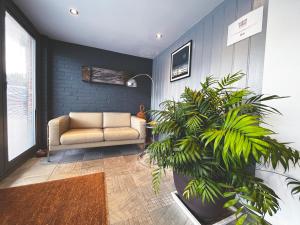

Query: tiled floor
left=0, top=145, right=245, bottom=225
left=0, top=145, right=195, bottom=225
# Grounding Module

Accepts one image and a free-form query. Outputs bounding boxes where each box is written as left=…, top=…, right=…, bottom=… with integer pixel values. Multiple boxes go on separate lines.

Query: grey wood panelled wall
left=152, top=0, right=268, bottom=110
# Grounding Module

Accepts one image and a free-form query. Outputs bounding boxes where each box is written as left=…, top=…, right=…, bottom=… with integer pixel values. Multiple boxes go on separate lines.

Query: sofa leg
left=47, top=124, right=50, bottom=162
left=138, top=143, right=146, bottom=150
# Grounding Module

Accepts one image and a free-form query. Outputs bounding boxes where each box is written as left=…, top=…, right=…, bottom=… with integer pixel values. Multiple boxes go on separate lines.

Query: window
left=5, top=12, right=36, bottom=161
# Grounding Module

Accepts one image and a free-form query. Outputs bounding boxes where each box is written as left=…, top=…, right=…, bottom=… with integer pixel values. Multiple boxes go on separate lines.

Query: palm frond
left=244, top=94, right=287, bottom=115
left=262, top=137, right=300, bottom=171
left=287, top=177, right=300, bottom=200
left=217, top=72, right=245, bottom=91
left=224, top=174, right=280, bottom=225
left=201, top=75, right=218, bottom=90
left=202, top=109, right=272, bottom=166
left=172, top=137, right=202, bottom=164
left=152, top=168, right=162, bottom=194
left=175, top=159, right=223, bottom=178
left=185, top=113, right=204, bottom=133
left=183, top=178, right=223, bottom=203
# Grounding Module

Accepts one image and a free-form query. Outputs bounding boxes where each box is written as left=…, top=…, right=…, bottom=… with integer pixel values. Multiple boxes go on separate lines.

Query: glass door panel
left=5, top=12, right=36, bottom=161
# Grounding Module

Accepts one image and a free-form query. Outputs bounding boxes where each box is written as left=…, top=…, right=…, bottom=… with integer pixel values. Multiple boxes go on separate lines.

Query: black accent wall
left=37, top=39, right=153, bottom=148
left=48, top=40, right=152, bottom=118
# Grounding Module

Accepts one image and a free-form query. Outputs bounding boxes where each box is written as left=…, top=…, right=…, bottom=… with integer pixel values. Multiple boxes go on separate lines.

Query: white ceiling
left=13, top=0, right=223, bottom=59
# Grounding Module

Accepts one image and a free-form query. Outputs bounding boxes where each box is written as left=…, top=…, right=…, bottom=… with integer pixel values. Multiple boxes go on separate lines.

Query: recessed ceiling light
left=69, top=8, right=79, bottom=16
left=156, top=33, right=163, bottom=39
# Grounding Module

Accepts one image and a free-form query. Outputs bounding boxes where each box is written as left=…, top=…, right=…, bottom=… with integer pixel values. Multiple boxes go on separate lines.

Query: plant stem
left=255, top=168, right=291, bottom=179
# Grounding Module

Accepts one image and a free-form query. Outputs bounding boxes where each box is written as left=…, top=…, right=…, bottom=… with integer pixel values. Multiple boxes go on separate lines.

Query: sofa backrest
left=103, top=112, right=131, bottom=128
left=69, top=112, right=103, bottom=129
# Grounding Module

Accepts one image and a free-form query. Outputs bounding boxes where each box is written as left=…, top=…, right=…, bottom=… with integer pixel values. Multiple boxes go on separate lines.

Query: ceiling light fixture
left=69, top=8, right=79, bottom=16
left=156, top=33, right=163, bottom=39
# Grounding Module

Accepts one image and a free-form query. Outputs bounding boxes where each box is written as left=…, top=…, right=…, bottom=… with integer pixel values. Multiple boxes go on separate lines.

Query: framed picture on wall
left=170, top=40, right=192, bottom=82
left=82, top=66, right=129, bottom=86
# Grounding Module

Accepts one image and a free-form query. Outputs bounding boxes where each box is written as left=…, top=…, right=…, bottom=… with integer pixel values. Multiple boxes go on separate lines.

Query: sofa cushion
left=103, top=112, right=131, bottom=128
left=60, top=129, right=104, bottom=145
left=69, top=112, right=103, bottom=129
left=104, top=127, right=139, bottom=141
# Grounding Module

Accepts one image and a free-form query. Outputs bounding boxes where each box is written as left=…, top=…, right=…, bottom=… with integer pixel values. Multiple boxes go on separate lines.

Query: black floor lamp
left=126, top=74, right=154, bottom=165
left=126, top=74, right=154, bottom=89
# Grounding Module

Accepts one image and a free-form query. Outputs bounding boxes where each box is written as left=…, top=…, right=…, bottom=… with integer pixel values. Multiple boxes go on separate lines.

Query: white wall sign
left=227, top=6, right=264, bottom=46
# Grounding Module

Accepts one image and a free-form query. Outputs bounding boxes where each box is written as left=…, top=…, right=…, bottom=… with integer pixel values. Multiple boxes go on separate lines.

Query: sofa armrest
left=131, top=116, right=146, bottom=139
left=48, top=115, right=70, bottom=146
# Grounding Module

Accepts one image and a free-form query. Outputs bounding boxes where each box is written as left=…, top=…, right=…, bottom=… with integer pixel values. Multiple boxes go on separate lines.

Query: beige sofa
left=47, top=112, right=146, bottom=161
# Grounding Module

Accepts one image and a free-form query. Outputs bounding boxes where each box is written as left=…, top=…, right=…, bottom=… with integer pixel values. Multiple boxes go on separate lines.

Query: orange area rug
left=0, top=173, right=108, bottom=225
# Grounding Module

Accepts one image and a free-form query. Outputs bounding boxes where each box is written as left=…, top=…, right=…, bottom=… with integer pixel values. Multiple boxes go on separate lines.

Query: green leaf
left=235, top=206, right=244, bottom=217
left=223, top=192, right=236, bottom=198
left=224, top=198, right=238, bottom=208
left=287, top=177, right=300, bottom=199
left=184, top=178, right=223, bottom=203
left=236, top=214, right=247, bottom=225
left=152, top=168, right=162, bottom=194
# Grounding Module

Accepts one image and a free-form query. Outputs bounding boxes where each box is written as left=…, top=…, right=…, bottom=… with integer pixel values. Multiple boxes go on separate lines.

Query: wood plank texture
left=152, top=0, right=269, bottom=110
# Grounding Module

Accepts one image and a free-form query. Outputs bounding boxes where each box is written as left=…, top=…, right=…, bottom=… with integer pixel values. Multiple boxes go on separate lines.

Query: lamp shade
left=126, top=78, right=137, bottom=87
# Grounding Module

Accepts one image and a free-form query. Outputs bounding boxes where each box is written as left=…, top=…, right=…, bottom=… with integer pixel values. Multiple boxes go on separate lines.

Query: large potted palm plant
left=148, top=73, right=300, bottom=225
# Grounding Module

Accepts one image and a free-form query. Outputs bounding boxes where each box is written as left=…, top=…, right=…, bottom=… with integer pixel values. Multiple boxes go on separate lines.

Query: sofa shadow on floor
left=43, top=145, right=143, bottom=164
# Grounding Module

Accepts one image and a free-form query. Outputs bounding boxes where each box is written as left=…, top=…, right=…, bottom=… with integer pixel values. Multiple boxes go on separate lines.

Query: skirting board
left=171, top=191, right=242, bottom=225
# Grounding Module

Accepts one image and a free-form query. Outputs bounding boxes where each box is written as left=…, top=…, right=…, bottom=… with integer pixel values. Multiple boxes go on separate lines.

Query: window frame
left=0, top=1, right=41, bottom=177
left=5, top=11, right=37, bottom=161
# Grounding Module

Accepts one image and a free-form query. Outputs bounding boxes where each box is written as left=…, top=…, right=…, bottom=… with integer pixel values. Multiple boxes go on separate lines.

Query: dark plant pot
left=173, top=171, right=231, bottom=224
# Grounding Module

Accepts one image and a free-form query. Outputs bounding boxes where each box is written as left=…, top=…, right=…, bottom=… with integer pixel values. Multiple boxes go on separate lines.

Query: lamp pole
left=126, top=74, right=155, bottom=161
left=130, top=74, right=154, bottom=86
left=127, top=74, right=154, bottom=107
